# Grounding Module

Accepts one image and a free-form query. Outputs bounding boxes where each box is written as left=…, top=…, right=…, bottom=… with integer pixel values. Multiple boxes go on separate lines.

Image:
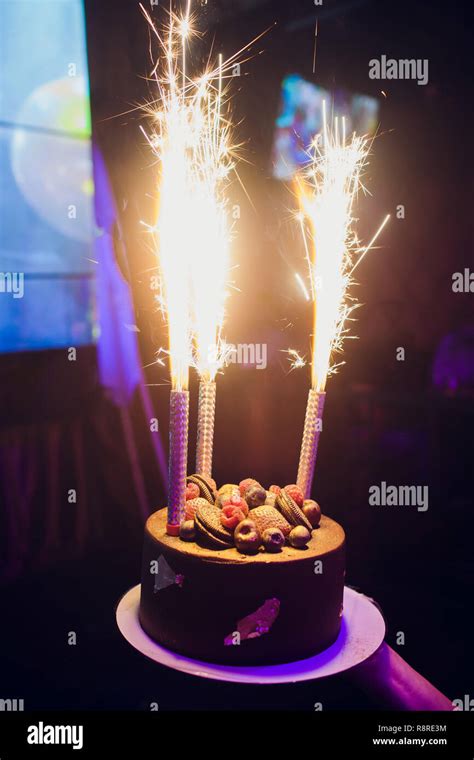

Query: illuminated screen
left=0, top=0, right=97, bottom=353
left=271, top=74, right=379, bottom=180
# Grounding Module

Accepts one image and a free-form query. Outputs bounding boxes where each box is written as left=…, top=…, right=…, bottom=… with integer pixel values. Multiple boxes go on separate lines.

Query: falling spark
left=296, top=102, right=390, bottom=392
left=283, top=348, right=307, bottom=372
left=312, top=18, right=318, bottom=74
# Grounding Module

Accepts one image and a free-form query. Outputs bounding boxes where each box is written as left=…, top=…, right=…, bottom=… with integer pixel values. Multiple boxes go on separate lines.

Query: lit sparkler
left=295, top=103, right=390, bottom=497
left=140, top=2, right=248, bottom=526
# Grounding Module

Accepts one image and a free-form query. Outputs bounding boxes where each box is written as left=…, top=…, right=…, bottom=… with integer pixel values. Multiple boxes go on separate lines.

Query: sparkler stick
left=196, top=378, right=216, bottom=478
left=167, top=389, right=190, bottom=535
left=295, top=104, right=389, bottom=497
left=297, top=388, right=325, bottom=500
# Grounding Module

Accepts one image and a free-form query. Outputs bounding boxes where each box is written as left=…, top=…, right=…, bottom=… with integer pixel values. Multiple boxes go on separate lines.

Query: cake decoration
left=276, top=490, right=313, bottom=532
left=184, top=496, right=209, bottom=520
left=234, top=519, right=261, bottom=554
left=244, top=484, right=267, bottom=509
left=284, top=483, right=304, bottom=507
left=179, top=520, right=196, bottom=542
left=152, top=555, right=181, bottom=593
left=264, top=490, right=277, bottom=508
left=220, top=499, right=249, bottom=529
left=262, top=527, right=285, bottom=553
left=186, top=474, right=216, bottom=504
left=288, top=525, right=312, bottom=548
left=239, top=477, right=259, bottom=496
left=302, top=499, right=322, bottom=528
left=250, top=505, right=292, bottom=538
left=185, top=481, right=200, bottom=501
left=224, top=599, right=281, bottom=645
left=195, top=502, right=234, bottom=547
left=175, top=478, right=317, bottom=553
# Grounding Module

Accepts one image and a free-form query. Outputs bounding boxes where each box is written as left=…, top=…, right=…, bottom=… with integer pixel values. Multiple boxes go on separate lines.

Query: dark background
left=1, top=0, right=473, bottom=710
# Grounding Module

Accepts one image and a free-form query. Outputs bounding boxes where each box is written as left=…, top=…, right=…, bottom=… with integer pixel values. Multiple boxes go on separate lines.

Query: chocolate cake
left=139, top=479, right=345, bottom=665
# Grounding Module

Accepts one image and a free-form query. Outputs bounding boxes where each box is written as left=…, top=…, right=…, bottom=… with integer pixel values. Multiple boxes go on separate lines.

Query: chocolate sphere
left=288, top=525, right=311, bottom=548
left=245, top=484, right=267, bottom=509
left=179, top=520, right=196, bottom=542
left=234, top=519, right=261, bottom=554
left=302, top=499, right=322, bottom=528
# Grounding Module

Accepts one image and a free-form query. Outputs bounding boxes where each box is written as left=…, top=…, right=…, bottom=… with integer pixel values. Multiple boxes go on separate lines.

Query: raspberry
left=269, top=485, right=282, bottom=495
left=221, top=504, right=248, bottom=530
left=220, top=494, right=249, bottom=515
left=284, top=484, right=304, bottom=508
left=239, top=478, right=259, bottom=497
left=185, top=482, right=200, bottom=501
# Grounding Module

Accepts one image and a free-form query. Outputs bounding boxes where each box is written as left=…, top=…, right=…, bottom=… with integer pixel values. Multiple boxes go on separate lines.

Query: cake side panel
left=139, top=511, right=346, bottom=665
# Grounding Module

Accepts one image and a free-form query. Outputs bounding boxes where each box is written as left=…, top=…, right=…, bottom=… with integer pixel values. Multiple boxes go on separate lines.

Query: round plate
left=116, top=584, right=385, bottom=684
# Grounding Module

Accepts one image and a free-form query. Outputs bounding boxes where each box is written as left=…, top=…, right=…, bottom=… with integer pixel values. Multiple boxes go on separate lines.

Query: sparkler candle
left=141, top=2, right=196, bottom=534
left=141, top=3, right=242, bottom=529
left=295, top=104, right=389, bottom=498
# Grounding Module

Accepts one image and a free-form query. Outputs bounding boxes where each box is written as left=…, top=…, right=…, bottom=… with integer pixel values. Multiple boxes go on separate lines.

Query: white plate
left=116, top=584, right=385, bottom=684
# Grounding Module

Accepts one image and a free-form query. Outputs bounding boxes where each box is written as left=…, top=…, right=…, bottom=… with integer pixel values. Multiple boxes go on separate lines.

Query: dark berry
left=262, top=527, right=285, bottom=553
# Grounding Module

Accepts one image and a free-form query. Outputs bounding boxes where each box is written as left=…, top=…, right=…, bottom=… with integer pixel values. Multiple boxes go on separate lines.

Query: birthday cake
left=139, top=476, right=345, bottom=665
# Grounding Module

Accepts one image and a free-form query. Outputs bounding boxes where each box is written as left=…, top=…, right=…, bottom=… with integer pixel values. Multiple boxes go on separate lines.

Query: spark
left=282, top=348, right=307, bottom=372
left=140, top=1, right=239, bottom=389
left=296, top=101, right=389, bottom=392
left=312, top=18, right=318, bottom=74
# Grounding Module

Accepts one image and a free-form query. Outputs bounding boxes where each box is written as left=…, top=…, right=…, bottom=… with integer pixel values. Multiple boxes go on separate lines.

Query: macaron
left=195, top=503, right=234, bottom=548
left=186, top=474, right=216, bottom=504
left=276, top=490, right=313, bottom=532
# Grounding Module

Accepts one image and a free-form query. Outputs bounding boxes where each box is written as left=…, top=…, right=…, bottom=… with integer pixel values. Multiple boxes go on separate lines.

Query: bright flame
left=140, top=2, right=235, bottom=389
left=188, top=56, right=234, bottom=382
left=296, top=103, right=389, bottom=392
